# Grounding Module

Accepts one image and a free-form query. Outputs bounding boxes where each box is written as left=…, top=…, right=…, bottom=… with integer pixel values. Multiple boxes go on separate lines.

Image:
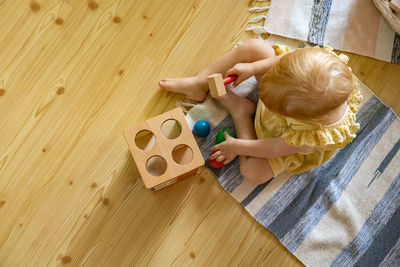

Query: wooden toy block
left=207, top=74, right=238, bottom=98
left=123, top=108, right=204, bottom=190
left=207, top=74, right=226, bottom=97
left=390, top=0, right=400, bottom=13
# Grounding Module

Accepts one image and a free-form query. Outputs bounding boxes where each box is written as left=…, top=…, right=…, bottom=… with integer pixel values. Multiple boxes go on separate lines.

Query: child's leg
left=159, top=39, right=275, bottom=102
left=217, top=89, right=274, bottom=185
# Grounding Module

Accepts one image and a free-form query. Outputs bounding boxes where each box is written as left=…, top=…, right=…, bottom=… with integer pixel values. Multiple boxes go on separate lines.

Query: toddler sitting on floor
left=159, top=39, right=362, bottom=184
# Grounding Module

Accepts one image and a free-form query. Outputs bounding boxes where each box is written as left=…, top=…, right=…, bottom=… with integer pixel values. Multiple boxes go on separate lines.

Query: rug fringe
left=235, top=41, right=243, bottom=48
left=176, top=98, right=197, bottom=115
left=247, top=0, right=270, bottom=37
left=248, top=15, right=267, bottom=23
left=248, top=6, right=269, bottom=12
left=246, top=25, right=269, bottom=38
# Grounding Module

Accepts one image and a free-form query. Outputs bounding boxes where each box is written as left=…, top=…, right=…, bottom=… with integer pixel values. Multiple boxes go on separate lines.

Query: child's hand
left=226, top=63, right=254, bottom=87
left=209, top=132, right=238, bottom=164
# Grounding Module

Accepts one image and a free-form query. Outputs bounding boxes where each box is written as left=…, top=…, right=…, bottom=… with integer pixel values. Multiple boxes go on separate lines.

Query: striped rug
left=247, top=0, right=400, bottom=63
left=192, top=80, right=400, bottom=266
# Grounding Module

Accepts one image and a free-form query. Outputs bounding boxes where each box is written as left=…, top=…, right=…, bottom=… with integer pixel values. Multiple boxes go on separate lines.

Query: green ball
left=176, top=121, right=182, bottom=132
left=216, top=129, right=233, bottom=144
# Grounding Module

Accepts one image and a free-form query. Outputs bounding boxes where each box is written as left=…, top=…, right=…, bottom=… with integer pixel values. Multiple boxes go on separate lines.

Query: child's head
left=260, top=47, right=356, bottom=121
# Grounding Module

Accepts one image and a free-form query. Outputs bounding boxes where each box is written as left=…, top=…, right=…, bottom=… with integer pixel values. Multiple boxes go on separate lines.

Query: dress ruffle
left=281, top=85, right=362, bottom=148
left=348, top=82, right=363, bottom=113
left=272, top=44, right=291, bottom=55
left=282, top=112, right=360, bottom=147
left=272, top=114, right=288, bottom=134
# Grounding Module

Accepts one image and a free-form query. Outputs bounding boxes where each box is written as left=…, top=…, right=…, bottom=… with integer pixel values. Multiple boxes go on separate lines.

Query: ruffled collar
left=272, top=86, right=363, bottom=147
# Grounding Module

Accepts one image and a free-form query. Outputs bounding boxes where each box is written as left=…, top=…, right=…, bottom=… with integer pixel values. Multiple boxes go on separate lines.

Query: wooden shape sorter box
left=124, top=108, right=204, bottom=190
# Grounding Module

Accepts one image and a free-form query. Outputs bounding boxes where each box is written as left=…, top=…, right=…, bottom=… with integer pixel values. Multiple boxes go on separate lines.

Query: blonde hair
left=260, top=47, right=356, bottom=121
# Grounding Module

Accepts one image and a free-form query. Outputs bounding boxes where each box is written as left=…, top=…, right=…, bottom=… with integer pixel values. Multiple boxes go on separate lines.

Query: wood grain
left=0, top=0, right=399, bottom=266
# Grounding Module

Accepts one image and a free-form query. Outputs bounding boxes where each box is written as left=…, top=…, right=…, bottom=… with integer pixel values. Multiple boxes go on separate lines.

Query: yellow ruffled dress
left=254, top=45, right=363, bottom=176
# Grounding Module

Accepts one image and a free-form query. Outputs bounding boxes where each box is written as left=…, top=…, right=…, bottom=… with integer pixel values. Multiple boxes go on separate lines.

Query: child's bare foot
left=217, top=89, right=256, bottom=118
left=159, top=76, right=208, bottom=102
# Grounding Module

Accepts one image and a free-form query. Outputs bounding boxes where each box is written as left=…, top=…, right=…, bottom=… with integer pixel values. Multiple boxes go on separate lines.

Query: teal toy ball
left=216, top=129, right=233, bottom=144
left=192, top=120, right=210, bottom=138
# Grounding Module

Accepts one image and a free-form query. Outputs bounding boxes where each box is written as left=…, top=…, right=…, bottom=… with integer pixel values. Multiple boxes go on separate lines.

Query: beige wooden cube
left=207, top=73, right=226, bottom=97
left=124, top=108, right=204, bottom=190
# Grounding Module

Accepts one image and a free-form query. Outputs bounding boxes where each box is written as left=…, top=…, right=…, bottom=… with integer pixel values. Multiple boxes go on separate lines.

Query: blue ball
left=192, top=120, right=211, bottom=138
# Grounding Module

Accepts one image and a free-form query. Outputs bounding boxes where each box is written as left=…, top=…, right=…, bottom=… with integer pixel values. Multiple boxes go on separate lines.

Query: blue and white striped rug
left=194, top=82, right=400, bottom=266
left=246, top=0, right=400, bottom=64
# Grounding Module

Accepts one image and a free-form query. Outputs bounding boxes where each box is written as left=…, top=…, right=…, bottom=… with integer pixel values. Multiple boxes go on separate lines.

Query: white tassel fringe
left=248, top=6, right=269, bottom=12
left=248, top=16, right=267, bottom=23
left=246, top=25, right=269, bottom=37
left=176, top=99, right=196, bottom=114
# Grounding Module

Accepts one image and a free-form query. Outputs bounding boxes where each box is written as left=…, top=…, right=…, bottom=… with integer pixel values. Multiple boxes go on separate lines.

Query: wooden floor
left=1, top=0, right=399, bottom=266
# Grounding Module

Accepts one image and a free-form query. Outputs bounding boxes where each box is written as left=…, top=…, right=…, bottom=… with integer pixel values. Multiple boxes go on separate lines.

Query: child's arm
left=251, top=55, right=283, bottom=75
left=210, top=134, right=308, bottom=163
left=226, top=55, right=282, bottom=86
left=233, top=137, right=307, bottom=158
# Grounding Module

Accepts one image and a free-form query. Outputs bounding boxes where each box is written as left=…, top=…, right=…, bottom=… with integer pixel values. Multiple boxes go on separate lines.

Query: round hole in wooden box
left=135, top=130, right=156, bottom=151
left=172, top=144, right=193, bottom=165
left=146, top=155, right=167, bottom=176
left=161, top=119, right=182, bottom=139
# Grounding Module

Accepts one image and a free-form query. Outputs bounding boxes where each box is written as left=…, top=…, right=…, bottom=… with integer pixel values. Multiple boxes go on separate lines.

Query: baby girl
left=159, top=39, right=362, bottom=185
